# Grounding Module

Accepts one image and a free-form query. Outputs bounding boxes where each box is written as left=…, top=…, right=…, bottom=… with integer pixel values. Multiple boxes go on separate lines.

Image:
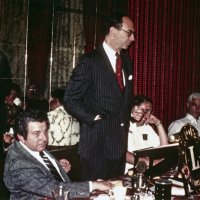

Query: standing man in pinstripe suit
left=64, top=14, right=135, bottom=181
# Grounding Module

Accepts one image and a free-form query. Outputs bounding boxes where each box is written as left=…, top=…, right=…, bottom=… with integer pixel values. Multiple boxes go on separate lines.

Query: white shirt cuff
left=89, top=181, right=93, bottom=192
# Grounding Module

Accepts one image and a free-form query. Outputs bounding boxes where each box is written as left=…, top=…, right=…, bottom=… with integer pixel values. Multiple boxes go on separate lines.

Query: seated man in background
left=1, top=83, right=23, bottom=152
left=3, top=109, right=112, bottom=199
left=48, top=88, right=81, bottom=181
left=125, top=95, right=168, bottom=174
left=168, top=92, right=200, bottom=136
left=25, top=84, right=49, bottom=112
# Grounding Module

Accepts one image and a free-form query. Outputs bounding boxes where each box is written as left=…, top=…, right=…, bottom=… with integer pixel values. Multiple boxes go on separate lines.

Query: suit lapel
left=120, top=51, right=133, bottom=106
left=96, top=45, right=123, bottom=97
left=15, top=142, right=50, bottom=173
left=15, top=142, right=70, bottom=182
left=121, top=51, right=133, bottom=86
left=45, top=150, right=70, bottom=181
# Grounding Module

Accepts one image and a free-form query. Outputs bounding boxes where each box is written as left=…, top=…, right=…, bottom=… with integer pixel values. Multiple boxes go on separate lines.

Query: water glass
left=53, top=185, right=69, bottom=200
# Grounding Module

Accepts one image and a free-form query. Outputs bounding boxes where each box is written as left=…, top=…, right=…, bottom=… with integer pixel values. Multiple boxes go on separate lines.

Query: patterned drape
left=0, top=0, right=27, bottom=93
left=128, top=0, right=200, bottom=130
left=49, top=0, right=85, bottom=93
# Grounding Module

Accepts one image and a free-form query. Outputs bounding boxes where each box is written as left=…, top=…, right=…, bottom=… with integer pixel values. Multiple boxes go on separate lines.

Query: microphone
left=135, top=161, right=147, bottom=173
left=132, top=161, right=147, bottom=191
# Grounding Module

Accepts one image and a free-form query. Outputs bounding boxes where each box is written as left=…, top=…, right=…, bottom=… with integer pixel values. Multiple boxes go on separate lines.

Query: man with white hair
left=168, top=92, right=200, bottom=136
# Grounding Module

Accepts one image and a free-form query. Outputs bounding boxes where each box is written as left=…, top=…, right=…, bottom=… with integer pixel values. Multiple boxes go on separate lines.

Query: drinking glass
left=52, top=185, right=69, bottom=200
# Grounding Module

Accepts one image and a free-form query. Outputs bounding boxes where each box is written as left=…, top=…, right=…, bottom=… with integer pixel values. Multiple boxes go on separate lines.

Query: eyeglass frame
left=119, top=28, right=135, bottom=37
left=131, top=106, right=152, bottom=115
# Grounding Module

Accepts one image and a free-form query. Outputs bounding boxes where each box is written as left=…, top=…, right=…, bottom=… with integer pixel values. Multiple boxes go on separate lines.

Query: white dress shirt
left=125, top=122, right=160, bottom=173
left=103, top=41, right=117, bottom=72
left=168, top=113, right=200, bottom=136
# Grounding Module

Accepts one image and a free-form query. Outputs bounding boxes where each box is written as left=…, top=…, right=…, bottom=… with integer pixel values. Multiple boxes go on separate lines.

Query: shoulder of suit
left=78, top=48, right=99, bottom=60
left=79, top=47, right=105, bottom=62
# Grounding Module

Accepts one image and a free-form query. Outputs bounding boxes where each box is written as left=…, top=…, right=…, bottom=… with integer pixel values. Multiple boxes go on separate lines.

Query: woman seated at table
left=125, top=95, right=168, bottom=174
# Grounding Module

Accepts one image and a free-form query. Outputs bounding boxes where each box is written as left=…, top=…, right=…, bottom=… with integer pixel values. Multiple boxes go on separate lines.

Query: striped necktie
left=40, top=151, right=63, bottom=181
left=115, top=52, right=124, bottom=92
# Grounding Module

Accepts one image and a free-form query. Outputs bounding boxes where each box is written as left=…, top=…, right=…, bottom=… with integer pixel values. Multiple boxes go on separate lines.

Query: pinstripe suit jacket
left=64, top=44, right=133, bottom=159
left=3, top=141, right=90, bottom=200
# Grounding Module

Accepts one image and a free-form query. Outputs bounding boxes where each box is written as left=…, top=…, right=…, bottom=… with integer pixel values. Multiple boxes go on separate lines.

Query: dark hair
left=14, top=109, right=49, bottom=140
left=103, top=13, right=126, bottom=35
left=4, top=82, right=21, bottom=97
left=131, top=95, right=153, bottom=107
left=51, top=88, right=65, bottom=104
left=0, top=50, right=13, bottom=102
left=0, top=50, right=12, bottom=78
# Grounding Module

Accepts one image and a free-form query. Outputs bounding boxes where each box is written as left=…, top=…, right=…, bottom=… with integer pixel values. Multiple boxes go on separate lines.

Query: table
left=71, top=175, right=200, bottom=200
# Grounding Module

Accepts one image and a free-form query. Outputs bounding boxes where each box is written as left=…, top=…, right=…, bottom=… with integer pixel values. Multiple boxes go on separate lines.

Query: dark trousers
left=80, top=153, right=126, bottom=181
left=48, top=144, right=82, bottom=181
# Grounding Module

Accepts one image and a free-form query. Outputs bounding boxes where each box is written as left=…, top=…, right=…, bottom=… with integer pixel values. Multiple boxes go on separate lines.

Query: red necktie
left=115, top=52, right=124, bottom=91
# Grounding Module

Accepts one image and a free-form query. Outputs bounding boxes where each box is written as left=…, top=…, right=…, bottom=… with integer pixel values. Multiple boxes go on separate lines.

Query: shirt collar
left=103, top=41, right=119, bottom=72
left=19, top=141, right=40, bottom=156
left=186, top=113, right=200, bottom=122
left=103, top=41, right=116, bottom=58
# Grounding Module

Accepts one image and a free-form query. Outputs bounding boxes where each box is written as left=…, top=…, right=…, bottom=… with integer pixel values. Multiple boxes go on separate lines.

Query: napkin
left=171, top=186, right=185, bottom=196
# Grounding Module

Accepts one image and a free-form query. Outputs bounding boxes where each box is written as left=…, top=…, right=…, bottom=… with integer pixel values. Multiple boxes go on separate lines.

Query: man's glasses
left=120, top=29, right=135, bottom=37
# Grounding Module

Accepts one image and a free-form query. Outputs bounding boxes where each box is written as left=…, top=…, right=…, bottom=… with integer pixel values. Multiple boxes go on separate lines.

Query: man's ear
left=110, top=27, right=116, bottom=36
left=17, top=134, right=25, bottom=143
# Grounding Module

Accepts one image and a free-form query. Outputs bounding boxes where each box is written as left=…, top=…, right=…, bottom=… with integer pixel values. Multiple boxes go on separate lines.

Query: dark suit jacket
left=3, top=141, right=90, bottom=200
left=64, top=44, right=133, bottom=159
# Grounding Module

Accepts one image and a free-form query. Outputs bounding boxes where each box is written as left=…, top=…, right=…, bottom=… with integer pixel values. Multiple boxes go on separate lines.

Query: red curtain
left=128, top=0, right=200, bottom=130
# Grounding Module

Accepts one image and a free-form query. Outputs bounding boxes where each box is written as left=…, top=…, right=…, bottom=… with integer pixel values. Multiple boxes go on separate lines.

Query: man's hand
left=3, top=133, right=14, bottom=144
left=145, top=114, right=160, bottom=125
left=59, top=159, right=71, bottom=173
left=92, top=180, right=113, bottom=192
left=131, top=106, right=145, bottom=121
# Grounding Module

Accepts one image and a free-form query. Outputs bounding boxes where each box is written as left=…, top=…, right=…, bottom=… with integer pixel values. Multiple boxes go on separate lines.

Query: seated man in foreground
left=3, top=109, right=112, bottom=199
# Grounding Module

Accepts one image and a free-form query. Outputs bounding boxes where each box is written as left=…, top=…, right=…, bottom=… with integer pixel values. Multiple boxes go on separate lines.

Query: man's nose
left=40, top=132, right=47, bottom=141
left=129, top=34, right=135, bottom=41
